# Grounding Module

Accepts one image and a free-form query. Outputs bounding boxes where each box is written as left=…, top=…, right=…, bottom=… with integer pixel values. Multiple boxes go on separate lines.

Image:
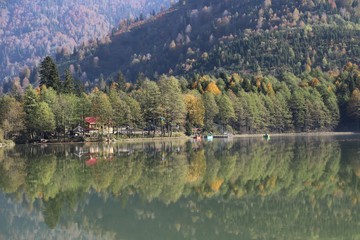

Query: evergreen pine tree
left=63, top=69, right=75, bottom=94
left=115, top=70, right=126, bottom=91
left=39, top=56, right=61, bottom=92
left=185, top=113, right=192, bottom=136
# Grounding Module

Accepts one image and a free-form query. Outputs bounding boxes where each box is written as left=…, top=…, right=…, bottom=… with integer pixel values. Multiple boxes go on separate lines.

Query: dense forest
left=0, top=0, right=172, bottom=84
left=0, top=56, right=359, bottom=143
left=55, top=0, right=360, bottom=82
left=0, top=139, right=359, bottom=237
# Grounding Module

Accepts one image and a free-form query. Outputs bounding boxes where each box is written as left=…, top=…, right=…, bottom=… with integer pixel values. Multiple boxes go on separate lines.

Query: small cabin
left=84, top=117, right=113, bottom=135
left=85, top=117, right=99, bottom=136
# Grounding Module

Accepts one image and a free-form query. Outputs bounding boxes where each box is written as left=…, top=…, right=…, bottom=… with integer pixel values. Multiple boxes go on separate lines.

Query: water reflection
left=0, top=136, right=359, bottom=239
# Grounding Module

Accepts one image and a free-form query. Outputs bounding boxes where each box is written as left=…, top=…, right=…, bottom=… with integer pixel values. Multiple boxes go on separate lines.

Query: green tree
left=23, top=86, right=39, bottom=138
left=216, top=93, right=236, bottom=133
left=203, top=92, right=219, bottom=132
left=40, top=86, right=63, bottom=133
left=39, top=56, right=61, bottom=92
left=185, top=113, right=193, bottom=136
left=272, top=92, right=294, bottom=132
left=316, top=84, right=339, bottom=130
left=63, top=69, right=75, bottom=94
left=138, top=80, right=161, bottom=124
left=90, top=89, right=113, bottom=128
left=347, top=88, right=360, bottom=129
left=122, top=94, right=142, bottom=128
left=77, top=93, right=92, bottom=123
left=24, top=86, right=56, bottom=138
left=109, top=87, right=128, bottom=129
left=0, top=95, right=25, bottom=139
left=158, top=75, right=186, bottom=125
left=290, top=89, right=308, bottom=132
left=242, top=93, right=262, bottom=133
left=115, top=70, right=127, bottom=91
left=0, top=128, right=3, bottom=142
left=232, top=92, right=248, bottom=133
left=56, top=94, right=80, bottom=136
left=40, top=85, right=58, bottom=110
left=37, top=102, right=56, bottom=132
left=25, top=101, right=55, bottom=138
left=307, top=90, right=329, bottom=131
left=261, top=94, right=277, bottom=131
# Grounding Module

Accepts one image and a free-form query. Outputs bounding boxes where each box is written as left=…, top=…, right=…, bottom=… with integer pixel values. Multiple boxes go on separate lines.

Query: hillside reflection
left=0, top=136, right=359, bottom=239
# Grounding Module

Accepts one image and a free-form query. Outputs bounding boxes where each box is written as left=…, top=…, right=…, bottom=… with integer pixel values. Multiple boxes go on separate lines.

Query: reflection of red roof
left=86, top=157, right=97, bottom=166
left=85, top=117, right=97, bottom=124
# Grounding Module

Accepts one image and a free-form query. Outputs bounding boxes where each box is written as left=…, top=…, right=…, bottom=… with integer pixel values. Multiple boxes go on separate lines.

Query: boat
left=205, top=135, right=213, bottom=141
left=263, top=133, right=270, bottom=140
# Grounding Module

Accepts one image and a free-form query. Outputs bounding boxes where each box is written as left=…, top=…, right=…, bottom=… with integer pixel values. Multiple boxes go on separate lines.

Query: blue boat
left=206, top=135, right=214, bottom=141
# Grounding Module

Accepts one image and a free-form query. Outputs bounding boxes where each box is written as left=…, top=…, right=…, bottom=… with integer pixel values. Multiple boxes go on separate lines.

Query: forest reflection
left=0, top=136, right=359, bottom=239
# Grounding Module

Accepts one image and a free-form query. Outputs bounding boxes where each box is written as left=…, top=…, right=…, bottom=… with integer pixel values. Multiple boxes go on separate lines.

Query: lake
left=0, top=135, right=359, bottom=239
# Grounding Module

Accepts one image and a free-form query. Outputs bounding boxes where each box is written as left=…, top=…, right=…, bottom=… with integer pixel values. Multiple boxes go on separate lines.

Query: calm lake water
left=0, top=135, right=359, bottom=240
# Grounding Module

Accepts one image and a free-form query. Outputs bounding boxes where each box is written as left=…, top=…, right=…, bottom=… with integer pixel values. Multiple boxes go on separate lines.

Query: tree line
left=0, top=57, right=360, bottom=142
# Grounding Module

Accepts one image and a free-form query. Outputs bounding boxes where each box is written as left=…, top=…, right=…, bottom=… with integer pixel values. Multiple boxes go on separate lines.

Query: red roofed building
left=85, top=117, right=98, bottom=135
left=84, top=117, right=113, bottom=136
left=85, top=117, right=97, bottom=125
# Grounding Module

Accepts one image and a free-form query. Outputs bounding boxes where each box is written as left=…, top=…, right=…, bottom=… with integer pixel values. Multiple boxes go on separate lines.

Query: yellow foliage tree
left=183, top=93, right=205, bottom=127
left=209, top=177, right=224, bottom=192
left=345, top=61, right=354, bottom=71
left=347, top=88, right=360, bottom=122
left=205, top=82, right=221, bottom=96
left=231, top=73, right=242, bottom=84
left=310, top=78, right=320, bottom=87
left=266, top=82, right=275, bottom=96
left=256, top=77, right=262, bottom=89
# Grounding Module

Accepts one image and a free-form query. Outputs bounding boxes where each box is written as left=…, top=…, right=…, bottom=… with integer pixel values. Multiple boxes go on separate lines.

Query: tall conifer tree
left=39, top=56, right=61, bottom=92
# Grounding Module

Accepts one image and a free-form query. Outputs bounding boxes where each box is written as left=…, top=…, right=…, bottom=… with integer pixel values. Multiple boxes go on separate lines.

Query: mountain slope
left=0, top=0, right=171, bottom=83
left=65, top=0, right=360, bottom=83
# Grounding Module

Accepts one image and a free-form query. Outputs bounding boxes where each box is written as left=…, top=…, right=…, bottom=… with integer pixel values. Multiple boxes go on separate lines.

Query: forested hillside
left=52, top=0, right=360, bottom=83
left=0, top=0, right=171, bottom=85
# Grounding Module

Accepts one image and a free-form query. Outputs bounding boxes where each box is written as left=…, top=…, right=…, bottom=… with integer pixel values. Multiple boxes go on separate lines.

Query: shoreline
left=6, top=132, right=360, bottom=146
left=113, top=131, right=360, bottom=143
left=0, top=141, right=15, bottom=148
left=114, top=135, right=190, bottom=143
left=230, top=132, right=360, bottom=138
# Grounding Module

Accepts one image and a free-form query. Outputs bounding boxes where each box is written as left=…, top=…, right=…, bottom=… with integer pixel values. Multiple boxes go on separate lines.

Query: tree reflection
left=0, top=136, right=359, bottom=235
left=43, top=196, right=63, bottom=229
